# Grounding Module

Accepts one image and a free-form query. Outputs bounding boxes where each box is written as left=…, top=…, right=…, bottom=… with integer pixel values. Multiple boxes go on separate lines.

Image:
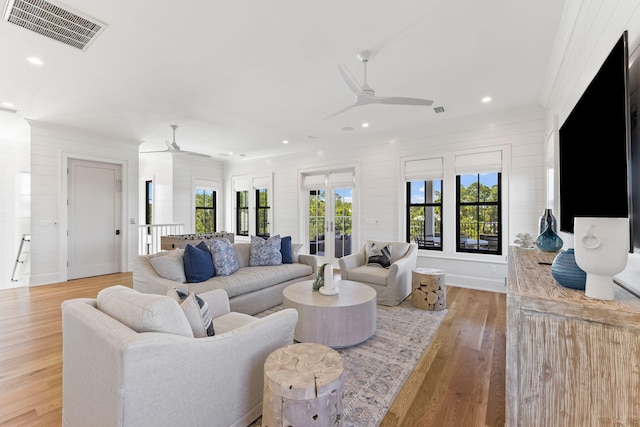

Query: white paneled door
left=68, top=159, right=122, bottom=280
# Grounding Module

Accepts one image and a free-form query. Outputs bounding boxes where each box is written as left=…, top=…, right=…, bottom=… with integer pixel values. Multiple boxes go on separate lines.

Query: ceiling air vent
left=433, top=106, right=445, bottom=113
left=3, top=0, right=106, bottom=51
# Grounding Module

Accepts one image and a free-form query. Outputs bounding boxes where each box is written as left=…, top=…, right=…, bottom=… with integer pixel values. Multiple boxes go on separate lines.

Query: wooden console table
left=506, top=246, right=640, bottom=426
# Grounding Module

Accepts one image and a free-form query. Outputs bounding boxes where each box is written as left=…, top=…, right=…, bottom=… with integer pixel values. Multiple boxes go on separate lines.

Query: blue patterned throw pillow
left=249, top=235, right=282, bottom=266
left=210, top=238, right=239, bottom=276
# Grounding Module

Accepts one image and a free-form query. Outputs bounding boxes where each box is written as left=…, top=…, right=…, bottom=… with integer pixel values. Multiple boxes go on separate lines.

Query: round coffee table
left=283, top=279, right=377, bottom=348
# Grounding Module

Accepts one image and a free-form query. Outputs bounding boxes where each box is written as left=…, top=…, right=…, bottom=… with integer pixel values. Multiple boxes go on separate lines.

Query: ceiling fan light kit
left=326, top=50, right=434, bottom=119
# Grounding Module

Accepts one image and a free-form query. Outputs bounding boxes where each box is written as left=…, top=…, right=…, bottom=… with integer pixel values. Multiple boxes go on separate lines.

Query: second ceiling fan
left=326, top=50, right=434, bottom=119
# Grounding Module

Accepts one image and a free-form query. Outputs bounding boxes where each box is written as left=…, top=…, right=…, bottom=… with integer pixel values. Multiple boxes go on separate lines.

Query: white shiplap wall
left=224, top=105, right=548, bottom=293
left=29, top=121, right=139, bottom=286
left=0, top=136, right=30, bottom=289
left=139, top=153, right=225, bottom=233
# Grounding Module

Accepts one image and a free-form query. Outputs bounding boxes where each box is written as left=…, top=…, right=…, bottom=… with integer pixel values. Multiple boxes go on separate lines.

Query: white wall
left=542, top=0, right=640, bottom=238
left=172, top=155, right=225, bottom=233
left=224, top=105, right=548, bottom=293
left=29, top=121, right=139, bottom=286
left=0, top=131, right=30, bottom=289
left=139, top=153, right=225, bottom=232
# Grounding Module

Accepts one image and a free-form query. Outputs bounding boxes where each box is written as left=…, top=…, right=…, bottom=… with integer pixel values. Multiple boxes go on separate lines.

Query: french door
left=305, top=171, right=354, bottom=267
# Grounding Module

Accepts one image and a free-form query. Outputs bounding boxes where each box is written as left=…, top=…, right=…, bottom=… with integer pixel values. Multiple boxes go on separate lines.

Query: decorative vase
left=574, top=217, right=629, bottom=300
left=319, top=263, right=339, bottom=295
left=538, top=209, right=557, bottom=235
left=535, top=226, right=563, bottom=252
left=312, top=263, right=328, bottom=291
left=551, top=249, right=586, bottom=290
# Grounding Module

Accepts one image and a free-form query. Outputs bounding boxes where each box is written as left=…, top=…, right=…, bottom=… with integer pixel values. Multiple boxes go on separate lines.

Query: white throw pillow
left=149, top=248, right=186, bottom=283
left=97, top=285, right=193, bottom=337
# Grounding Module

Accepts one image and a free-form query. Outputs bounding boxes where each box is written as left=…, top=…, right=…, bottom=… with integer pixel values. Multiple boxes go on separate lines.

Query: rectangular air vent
left=3, top=0, right=106, bottom=51
left=433, top=106, right=445, bottom=113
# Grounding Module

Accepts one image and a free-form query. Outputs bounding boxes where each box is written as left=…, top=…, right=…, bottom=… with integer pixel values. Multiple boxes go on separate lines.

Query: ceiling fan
left=142, top=125, right=211, bottom=158
left=326, top=50, right=434, bottom=119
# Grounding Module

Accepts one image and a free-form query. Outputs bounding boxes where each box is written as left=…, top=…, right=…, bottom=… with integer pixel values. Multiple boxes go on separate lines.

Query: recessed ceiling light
left=228, top=151, right=233, bottom=155
left=282, top=140, right=288, bottom=144
left=362, top=122, right=369, bottom=128
left=482, top=96, right=492, bottom=103
left=3, top=102, right=15, bottom=108
left=27, top=57, right=43, bottom=66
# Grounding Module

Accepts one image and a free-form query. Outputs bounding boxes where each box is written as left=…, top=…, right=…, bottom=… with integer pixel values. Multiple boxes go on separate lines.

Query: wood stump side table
left=412, top=268, right=446, bottom=311
left=262, top=343, right=344, bottom=427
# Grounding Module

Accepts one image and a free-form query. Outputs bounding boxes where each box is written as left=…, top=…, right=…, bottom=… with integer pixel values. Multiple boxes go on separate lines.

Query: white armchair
left=62, top=286, right=298, bottom=427
left=339, top=240, right=418, bottom=306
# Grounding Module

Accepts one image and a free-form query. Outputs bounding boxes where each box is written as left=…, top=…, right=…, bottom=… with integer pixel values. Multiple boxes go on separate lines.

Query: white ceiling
left=0, top=0, right=566, bottom=160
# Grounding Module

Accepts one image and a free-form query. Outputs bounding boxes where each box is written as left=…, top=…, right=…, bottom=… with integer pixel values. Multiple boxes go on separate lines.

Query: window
left=195, top=187, right=216, bottom=233
left=236, top=190, right=249, bottom=236
left=255, top=188, right=270, bottom=238
left=406, top=180, right=442, bottom=250
left=457, top=173, right=501, bottom=254
left=145, top=180, right=153, bottom=226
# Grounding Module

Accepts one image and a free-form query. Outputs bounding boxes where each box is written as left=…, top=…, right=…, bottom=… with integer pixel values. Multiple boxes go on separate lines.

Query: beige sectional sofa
left=134, top=241, right=317, bottom=315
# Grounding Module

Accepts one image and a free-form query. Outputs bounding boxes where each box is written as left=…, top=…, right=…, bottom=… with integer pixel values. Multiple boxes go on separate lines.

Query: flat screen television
left=558, top=31, right=632, bottom=248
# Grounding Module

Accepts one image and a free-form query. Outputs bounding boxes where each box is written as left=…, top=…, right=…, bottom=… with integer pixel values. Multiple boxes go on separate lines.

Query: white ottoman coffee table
left=283, top=279, right=377, bottom=348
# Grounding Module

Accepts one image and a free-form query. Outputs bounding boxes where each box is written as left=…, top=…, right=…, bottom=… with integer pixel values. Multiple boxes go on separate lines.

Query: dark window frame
left=236, top=190, right=249, bottom=236
left=406, top=180, right=443, bottom=250
left=456, top=173, right=501, bottom=255
left=195, top=187, right=216, bottom=233
left=255, top=188, right=270, bottom=238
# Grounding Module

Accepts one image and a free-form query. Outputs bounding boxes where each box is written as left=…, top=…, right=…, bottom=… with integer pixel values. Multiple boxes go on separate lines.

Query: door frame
left=60, top=152, right=129, bottom=282
left=298, top=165, right=359, bottom=267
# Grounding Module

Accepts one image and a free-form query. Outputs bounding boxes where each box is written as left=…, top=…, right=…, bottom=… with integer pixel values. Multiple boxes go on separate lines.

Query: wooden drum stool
left=412, top=268, right=446, bottom=311
left=262, top=342, right=345, bottom=427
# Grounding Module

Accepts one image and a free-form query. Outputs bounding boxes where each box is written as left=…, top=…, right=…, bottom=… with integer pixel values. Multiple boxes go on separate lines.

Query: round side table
left=262, top=343, right=344, bottom=427
left=411, top=268, right=446, bottom=311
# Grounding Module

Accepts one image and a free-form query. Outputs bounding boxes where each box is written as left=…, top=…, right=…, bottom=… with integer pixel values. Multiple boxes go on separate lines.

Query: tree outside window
left=195, top=187, right=216, bottom=233
left=457, top=173, right=501, bottom=254
left=236, top=190, right=249, bottom=236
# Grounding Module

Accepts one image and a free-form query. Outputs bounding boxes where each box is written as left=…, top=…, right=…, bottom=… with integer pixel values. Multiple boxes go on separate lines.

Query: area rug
left=252, top=299, right=447, bottom=426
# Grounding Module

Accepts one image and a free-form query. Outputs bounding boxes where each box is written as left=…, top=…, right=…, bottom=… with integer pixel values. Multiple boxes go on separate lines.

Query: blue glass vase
left=551, top=249, right=586, bottom=290
left=535, top=226, right=563, bottom=252
left=538, top=209, right=557, bottom=234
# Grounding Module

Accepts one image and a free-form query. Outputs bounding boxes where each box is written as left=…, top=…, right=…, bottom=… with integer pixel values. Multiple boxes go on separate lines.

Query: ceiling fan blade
left=178, top=150, right=212, bottom=158
left=372, top=96, right=434, bottom=106
left=141, top=149, right=170, bottom=154
left=338, top=65, right=362, bottom=96
left=324, top=103, right=356, bottom=119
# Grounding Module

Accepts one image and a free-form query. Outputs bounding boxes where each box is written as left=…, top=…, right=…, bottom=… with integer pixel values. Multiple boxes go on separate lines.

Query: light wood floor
left=0, top=273, right=505, bottom=426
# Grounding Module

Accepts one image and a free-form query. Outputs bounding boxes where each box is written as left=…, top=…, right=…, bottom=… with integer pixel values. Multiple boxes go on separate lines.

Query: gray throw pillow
left=149, top=248, right=186, bottom=282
